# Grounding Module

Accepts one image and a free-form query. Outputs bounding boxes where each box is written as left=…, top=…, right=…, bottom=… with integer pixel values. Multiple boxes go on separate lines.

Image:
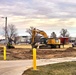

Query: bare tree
left=26, top=27, right=35, bottom=36
left=26, top=27, right=41, bottom=43
left=3, top=24, right=17, bottom=45
left=60, top=29, right=69, bottom=37
left=51, top=32, right=57, bottom=39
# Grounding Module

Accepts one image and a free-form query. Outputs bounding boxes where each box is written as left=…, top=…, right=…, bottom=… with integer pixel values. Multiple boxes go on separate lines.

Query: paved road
left=0, top=57, right=76, bottom=75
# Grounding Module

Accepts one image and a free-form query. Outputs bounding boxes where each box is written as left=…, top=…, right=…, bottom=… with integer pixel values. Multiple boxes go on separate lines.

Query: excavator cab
left=40, top=38, right=47, bottom=44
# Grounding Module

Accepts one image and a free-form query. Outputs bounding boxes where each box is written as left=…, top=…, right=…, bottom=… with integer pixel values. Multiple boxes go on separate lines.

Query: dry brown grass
left=13, top=44, right=32, bottom=48
left=0, top=44, right=72, bottom=49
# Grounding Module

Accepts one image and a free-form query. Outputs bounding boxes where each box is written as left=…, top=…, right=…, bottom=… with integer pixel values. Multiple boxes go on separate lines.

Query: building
left=0, top=35, right=5, bottom=44
left=16, top=36, right=31, bottom=44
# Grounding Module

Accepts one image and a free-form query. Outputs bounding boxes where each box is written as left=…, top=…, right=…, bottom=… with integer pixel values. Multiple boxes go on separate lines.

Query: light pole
left=1, top=17, right=8, bottom=46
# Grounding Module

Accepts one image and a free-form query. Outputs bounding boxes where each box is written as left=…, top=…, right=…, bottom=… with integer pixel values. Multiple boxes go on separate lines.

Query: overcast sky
left=0, top=0, right=76, bottom=37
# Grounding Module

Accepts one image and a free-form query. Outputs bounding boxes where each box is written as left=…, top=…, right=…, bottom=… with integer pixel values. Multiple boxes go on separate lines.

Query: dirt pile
left=0, top=47, right=76, bottom=60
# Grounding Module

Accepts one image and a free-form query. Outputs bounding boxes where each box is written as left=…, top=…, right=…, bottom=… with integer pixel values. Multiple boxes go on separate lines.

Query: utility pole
left=1, top=17, right=8, bottom=46
left=5, top=17, right=8, bottom=46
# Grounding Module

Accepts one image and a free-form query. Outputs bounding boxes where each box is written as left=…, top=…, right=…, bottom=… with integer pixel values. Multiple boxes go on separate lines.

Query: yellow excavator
left=31, top=28, right=61, bottom=49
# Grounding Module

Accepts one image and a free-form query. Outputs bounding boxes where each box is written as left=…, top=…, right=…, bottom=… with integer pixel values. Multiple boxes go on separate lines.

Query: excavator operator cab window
left=56, top=39, right=59, bottom=42
left=40, top=38, right=47, bottom=44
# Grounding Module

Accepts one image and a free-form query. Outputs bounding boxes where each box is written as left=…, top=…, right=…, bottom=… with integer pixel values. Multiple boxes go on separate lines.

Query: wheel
left=72, top=44, right=74, bottom=47
left=58, top=45, right=60, bottom=48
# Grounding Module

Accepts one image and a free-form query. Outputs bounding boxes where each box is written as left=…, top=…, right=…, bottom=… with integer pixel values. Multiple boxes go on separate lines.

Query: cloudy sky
left=0, top=0, right=76, bottom=37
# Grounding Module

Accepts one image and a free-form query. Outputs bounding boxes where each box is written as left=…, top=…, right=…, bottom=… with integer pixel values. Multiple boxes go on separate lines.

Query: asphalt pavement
left=0, top=57, right=76, bottom=75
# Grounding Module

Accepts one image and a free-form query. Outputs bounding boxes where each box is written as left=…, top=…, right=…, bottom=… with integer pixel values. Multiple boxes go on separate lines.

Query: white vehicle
left=72, top=42, right=76, bottom=47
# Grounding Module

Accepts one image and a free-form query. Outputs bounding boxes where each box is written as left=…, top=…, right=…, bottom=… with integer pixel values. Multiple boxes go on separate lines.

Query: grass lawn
left=22, top=61, right=76, bottom=75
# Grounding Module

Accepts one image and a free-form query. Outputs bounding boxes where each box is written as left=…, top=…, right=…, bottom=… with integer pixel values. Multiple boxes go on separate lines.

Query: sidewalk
left=0, top=57, right=76, bottom=75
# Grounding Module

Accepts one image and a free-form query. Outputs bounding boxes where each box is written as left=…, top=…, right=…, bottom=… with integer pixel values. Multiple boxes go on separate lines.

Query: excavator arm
left=37, top=30, right=48, bottom=38
left=31, top=28, right=48, bottom=48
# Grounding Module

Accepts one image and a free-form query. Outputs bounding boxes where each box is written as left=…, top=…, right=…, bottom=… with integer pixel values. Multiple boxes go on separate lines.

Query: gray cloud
left=0, top=0, right=76, bottom=37
left=0, top=0, right=76, bottom=18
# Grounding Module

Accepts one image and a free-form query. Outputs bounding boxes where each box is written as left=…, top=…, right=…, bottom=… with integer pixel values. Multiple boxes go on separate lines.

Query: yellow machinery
left=31, top=28, right=61, bottom=48
left=47, top=38, right=60, bottom=45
